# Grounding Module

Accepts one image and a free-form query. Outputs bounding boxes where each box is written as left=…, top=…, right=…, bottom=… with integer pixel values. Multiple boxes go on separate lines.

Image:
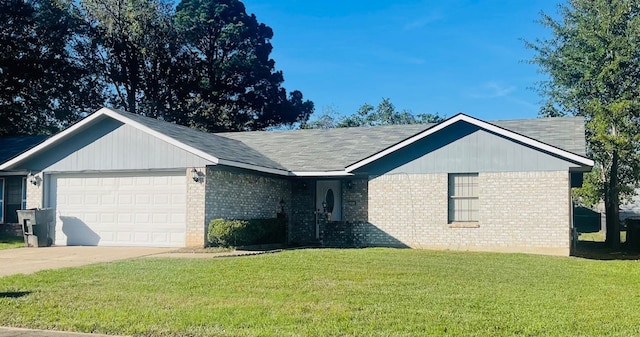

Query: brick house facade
left=1, top=108, right=592, bottom=255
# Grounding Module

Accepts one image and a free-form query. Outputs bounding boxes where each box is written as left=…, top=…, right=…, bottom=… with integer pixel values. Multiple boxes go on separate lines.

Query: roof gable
left=0, top=109, right=593, bottom=176
left=0, top=108, right=289, bottom=175
left=358, top=122, right=589, bottom=175
left=220, top=116, right=589, bottom=173
left=344, top=114, right=593, bottom=172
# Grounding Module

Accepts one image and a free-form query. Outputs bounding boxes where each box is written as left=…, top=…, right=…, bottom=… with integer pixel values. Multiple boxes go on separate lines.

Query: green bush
left=207, top=218, right=286, bottom=247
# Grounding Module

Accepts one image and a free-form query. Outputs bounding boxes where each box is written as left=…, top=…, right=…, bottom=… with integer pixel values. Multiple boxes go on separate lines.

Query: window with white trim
left=448, top=173, right=479, bottom=223
left=21, top=177, right=27, bottom=210
left=0, top=178, right=4, bottom=223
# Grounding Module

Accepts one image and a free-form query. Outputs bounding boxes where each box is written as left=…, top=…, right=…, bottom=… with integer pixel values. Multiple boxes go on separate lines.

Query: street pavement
left=0, top=327, right=128, bottom=337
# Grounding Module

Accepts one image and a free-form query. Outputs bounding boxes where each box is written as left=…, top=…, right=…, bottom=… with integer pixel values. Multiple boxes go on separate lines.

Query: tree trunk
left=605, top=151, right=621, bottom=249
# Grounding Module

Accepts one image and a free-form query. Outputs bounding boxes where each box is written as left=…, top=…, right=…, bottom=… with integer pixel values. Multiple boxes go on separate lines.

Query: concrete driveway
left=0, top=246, right=174, bottom=277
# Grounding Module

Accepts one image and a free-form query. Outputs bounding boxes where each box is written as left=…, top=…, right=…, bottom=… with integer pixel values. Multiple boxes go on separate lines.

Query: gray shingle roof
left=0, top=136, right=48, bottom=164
left=218, top=124, right=434, bottom=172
left=109, top=109, right=287, bottom=170
left=490, top=117, right=586, bottom=157
left=219, top=116, right=588, bottom=172
left=108, top=109, right=589, bottom=173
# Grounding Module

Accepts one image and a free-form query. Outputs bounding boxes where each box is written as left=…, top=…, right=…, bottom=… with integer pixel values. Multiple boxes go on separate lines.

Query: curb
left=0, top=326, right=129, bottom=337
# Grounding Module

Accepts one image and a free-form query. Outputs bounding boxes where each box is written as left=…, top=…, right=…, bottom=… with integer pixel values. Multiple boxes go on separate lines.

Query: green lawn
left=0, top=233, right=24, bottom=250
left=579, top=230, right=626, bottom=242
left=1, top=248, right=640, bottom=337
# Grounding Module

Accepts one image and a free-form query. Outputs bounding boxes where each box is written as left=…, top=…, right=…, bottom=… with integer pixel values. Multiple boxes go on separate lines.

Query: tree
left=300, top=105, right=341, bottom=129
left=0, top=0, right=103, bottom=136
left=173, top=0, right=313, bottom=131
left=303, top=98, right=444, bottom=129
left=528, top=0, right=640, bottom=248
left=1, top=0, right=310, bottom=134
left=78, top=0, right=179, bottom=117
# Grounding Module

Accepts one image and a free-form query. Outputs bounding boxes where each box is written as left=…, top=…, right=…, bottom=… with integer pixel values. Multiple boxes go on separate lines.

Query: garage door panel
left=101, top=231, right=116, bottom=241
left=51, top=172, right=186, bottom=247
left=118, top=194, right=134, bottom=204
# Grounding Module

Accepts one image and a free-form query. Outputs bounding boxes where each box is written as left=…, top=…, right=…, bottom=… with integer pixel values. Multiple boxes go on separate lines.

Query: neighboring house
left=620, top=196, right=640, bottom=221
left=0, top=136, right=47, bottom=226
left=592, top=191, right=640, bottom=228
left=0, top=108, right=593, bottom=255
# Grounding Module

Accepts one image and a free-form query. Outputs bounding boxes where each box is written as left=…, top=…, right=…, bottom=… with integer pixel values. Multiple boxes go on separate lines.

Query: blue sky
left=241, top=0, right=563, bottom=121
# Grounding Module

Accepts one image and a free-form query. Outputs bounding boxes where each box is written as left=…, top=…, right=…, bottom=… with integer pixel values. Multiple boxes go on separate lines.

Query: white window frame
left=448, top=173, right=479, bottom=223
left=21, top=177, right=27, bottom=210
left=0, top=177, right=4, bottom=223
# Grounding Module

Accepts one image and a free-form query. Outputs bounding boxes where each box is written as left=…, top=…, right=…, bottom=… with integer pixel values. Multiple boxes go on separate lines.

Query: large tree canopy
left=0, top=0, right=103, bottom=136
left=1, top=0, right=313, bottom=135
left=529, top=0, right=640, bottom=247
left=79, top=0, right=179, bottom=118
left=174, top=0, right=313, bottom=131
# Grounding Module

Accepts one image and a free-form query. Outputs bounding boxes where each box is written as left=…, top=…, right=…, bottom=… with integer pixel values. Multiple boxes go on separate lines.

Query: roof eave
left=0, top=108, right=221, bottom=171
left=101, top=108, right=220, bottom=165
left=345, top=113, right=594, bottom=172
left=290, top=170, right=354, bottom=177
left=216, top=159, right=291, bottom=176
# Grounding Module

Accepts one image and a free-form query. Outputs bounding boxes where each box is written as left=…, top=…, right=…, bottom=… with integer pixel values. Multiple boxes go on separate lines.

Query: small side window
left=0, top=178, right=4, bottom=223
left=21, top=177, right=27, bottom=209
left=448, top=173, right=479, bottom=223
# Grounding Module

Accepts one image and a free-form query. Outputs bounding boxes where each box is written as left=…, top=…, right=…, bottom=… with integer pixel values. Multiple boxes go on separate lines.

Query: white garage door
left=49, top=172, right=186, bottom=247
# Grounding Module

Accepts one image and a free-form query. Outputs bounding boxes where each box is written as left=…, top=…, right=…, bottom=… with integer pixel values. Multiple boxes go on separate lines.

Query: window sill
left=448, top=222, right=480, bottom=228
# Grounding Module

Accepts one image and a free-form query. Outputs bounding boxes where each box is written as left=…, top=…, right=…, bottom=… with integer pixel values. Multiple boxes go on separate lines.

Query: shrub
left=207, top=218, right=286, bottom=247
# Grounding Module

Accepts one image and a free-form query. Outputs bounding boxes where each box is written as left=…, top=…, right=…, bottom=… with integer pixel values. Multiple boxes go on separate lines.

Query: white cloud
left=468, top=81, right=516, bottom=99
left=403, top=11, right=444, bottom=31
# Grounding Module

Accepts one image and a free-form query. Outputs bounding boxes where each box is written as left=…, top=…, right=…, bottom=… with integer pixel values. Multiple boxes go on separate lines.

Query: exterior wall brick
left=185, top=167, right=206, bottom=247
left=289, top=179, right=316, bottom=244
left=26, top=173, right=43, bottom=209
left=288, top=178, right=369, bottom=245
left=366, top=171, right=570, bottom=255
left=342, top=179, right=368, bottom=223
left=204, top=167, right=291, bottom=244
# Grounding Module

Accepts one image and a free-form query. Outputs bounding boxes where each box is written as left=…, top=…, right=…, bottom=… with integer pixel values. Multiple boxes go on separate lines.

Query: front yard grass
left=1, top=248, right=640, bottom=336
left=0, top=233, right=24, bottom=250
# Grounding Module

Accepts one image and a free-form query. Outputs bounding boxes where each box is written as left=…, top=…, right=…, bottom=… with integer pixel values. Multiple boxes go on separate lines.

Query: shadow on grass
left=0, top=291, right=31, bottom=299
left=573, top=241, right=640, bottom=260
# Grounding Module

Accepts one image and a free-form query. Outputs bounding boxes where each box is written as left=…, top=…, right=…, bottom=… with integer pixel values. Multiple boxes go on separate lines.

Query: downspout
left=569, top=171, right=575, bottom=255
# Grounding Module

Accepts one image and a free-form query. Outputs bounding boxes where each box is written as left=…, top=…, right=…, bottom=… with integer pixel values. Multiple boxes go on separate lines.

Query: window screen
left=448, top=173, right=479, bottom=222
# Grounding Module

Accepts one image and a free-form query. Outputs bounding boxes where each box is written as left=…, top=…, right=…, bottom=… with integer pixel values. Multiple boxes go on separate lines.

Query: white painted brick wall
left=185, top=167, right=206, bottom=247
left=368, top=171, right=570, bottom=255
left=25, top=173, right=43, bottom=209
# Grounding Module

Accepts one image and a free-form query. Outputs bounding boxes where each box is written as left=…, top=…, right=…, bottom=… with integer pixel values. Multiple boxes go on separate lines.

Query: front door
left=316, top=180, right=341, bottom=222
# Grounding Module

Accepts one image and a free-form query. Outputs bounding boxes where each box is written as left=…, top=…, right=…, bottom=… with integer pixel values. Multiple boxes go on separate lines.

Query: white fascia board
left=345, top=113, right=594, bottom=172
left=0, top=107, right=222, bottom=171
left=217, top=159, right=291, bottom=176
left=291, top=171, right=354, bottom=177
left=100, top=108, right=220, bottom=165
left=0, top=108, right=110, bottom=170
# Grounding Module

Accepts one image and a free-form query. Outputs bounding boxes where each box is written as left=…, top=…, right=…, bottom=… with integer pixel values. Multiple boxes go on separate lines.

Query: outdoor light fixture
left=27, top=172, right=40, bottom=186
left=322, top=200, right=327, bottom=212
left=279, top=198, right=285, bottom=213
left=191, top=168, right=204, bottom=183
